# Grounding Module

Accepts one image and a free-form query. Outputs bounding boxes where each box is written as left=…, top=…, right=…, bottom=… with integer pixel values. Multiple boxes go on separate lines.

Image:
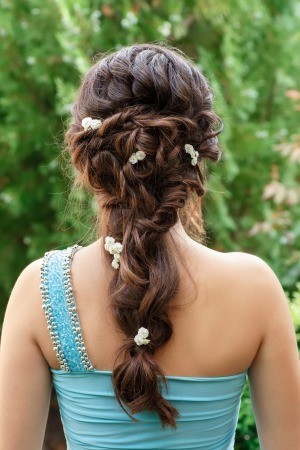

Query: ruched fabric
left=51, top=368, right=247, bottom=450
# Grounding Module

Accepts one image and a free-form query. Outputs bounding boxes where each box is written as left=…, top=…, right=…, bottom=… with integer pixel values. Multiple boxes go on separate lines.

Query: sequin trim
left=62, top=245, right=94, bottom=371
left=40, top=251, right=71, bottom=372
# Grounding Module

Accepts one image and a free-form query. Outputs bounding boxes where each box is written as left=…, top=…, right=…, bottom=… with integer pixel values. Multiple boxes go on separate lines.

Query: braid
left=65, top=43, right=223, bottom=429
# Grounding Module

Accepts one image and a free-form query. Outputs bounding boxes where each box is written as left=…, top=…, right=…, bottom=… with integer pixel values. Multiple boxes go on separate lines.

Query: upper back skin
left=34, top=237, right=264, bottom=377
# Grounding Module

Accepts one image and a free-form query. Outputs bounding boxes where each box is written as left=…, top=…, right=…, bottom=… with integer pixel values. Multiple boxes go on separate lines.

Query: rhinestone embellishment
left=62, top=245, right=94, bottom=371
left=40, top=251, right=71, bottom=372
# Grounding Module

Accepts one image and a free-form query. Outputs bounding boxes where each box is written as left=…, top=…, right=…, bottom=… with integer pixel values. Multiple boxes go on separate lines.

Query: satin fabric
left=51, top=368, right=247, bottom=450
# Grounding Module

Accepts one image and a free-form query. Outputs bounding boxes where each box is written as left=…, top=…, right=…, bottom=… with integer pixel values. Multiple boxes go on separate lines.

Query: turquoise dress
left=40, top=245, right=248, bottom=450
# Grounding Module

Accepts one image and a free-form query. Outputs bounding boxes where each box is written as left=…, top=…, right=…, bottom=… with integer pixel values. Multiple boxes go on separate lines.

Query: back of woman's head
left=65, top=43, right=223, bottom=429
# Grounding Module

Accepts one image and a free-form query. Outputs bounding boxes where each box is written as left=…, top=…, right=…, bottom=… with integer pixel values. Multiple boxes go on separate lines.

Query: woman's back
left=38, top=237, right=252, bottom=450
left=39, top=234, right=259, bottom=378
left=1, top=43, right=299, bottom=450
left=32, top=233, right=299, bottom=449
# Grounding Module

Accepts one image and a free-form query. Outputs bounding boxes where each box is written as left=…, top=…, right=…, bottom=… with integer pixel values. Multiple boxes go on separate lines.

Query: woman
left=0, top=43, right=299, bottom=450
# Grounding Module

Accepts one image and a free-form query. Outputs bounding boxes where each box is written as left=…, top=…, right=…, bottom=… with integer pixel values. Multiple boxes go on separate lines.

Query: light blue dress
left=40, top=245, right=248, bottom=450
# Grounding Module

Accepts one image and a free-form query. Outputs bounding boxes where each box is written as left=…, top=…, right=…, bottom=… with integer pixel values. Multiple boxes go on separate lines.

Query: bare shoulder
left=8, top=258, right=43, bottom=302
left=206, top=248, right=285, bottom=297
left=0, top=257, right=53, bottom=450
left=3, top=258, right=44, bottom=337
left=200, top=248, right=290, bottom=336
left=226, top=248, right=281, bottom=275
left=13, top=257, right=43, bottom=288
left=225, top=250, right=278, bottom=275
left=224, top=250, right=288, bottom=309
left=201, top=247, right=285, bottom=300
left=221, top=249, right=278, bottom=276
left=219, top=253, right=300, bottom=448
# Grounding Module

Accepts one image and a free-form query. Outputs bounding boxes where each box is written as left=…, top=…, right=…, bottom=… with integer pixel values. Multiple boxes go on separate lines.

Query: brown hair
left=65, top=43, right=222, bottom=429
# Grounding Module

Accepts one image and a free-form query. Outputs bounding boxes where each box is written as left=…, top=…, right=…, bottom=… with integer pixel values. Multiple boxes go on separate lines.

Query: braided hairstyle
left=65, top=43, right=223, bottom=429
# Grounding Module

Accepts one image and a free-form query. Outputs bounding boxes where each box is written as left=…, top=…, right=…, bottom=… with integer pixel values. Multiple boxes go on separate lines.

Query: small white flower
left=129, top=150, right=146, bottom=164
left=138, top=327, right=149, bottom=338
left=111, top=259, right=120, bottom=270
left=136, top=150, right=146, bottom=160
left=81, top=116, right=102, bottom=131
left=185, top=143, right=199, bottom=166
left=114, top=242, right=123, bottom=253
left=191, top=155, right=198, bottom=166
left=134, top=327, right=150, bottom=346
left=104, top=236, right=123, bottom=269
left=104, top=236, right=115, bottom=253
left=184, top=144, right=194, bottom=153
left=129, top=154, right=138, bottom=164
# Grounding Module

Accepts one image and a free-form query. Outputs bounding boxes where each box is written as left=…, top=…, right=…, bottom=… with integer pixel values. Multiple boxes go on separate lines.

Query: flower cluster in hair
left=134, top=327, right=150, bottom=346
left=104, top=236, right=123, bottom=269
left=81, top=117, right=102, bottom=131
left=129, top=150, right=146, bottom=164
left=184, top=144, right=199, bottom=166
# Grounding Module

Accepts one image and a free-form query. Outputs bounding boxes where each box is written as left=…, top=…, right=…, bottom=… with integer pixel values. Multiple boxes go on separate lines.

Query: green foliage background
left=1, top=1, right=300, bottom=448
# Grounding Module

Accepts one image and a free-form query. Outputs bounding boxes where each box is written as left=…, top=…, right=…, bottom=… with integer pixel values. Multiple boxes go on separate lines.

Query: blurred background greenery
left=1, top=1, right=300, bottom=449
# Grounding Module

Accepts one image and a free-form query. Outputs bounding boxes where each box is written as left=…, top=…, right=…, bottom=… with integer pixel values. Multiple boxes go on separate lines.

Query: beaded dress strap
left=40, top=245, right=94, bottom=372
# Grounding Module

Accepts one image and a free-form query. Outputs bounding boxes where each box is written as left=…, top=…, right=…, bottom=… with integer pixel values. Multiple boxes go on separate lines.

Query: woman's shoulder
left=197, top=246, right=286, bottom=313
left=225, top=250, right=284, bottom=296
left=14, top=247, right=68, bottom=286
left=3, top=256, right=46, bottom=349
left=5, top=247, right=71, bottom=334
left=214, top=249, right=288, bottom=323
left=206, top=247, right=281, bottom=287
left=10, top=257, right=44, bottom=300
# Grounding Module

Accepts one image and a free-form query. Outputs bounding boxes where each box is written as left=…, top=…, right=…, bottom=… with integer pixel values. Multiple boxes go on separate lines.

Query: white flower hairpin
left=81, top=116, right=102, bottom=131
left=129, top=150, right=146, bottom=164
left=184, top=143, right=199, bottom=166
left=134, top=327, right=150, bottom=346
left=104, top=236, right=123, bottom=269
